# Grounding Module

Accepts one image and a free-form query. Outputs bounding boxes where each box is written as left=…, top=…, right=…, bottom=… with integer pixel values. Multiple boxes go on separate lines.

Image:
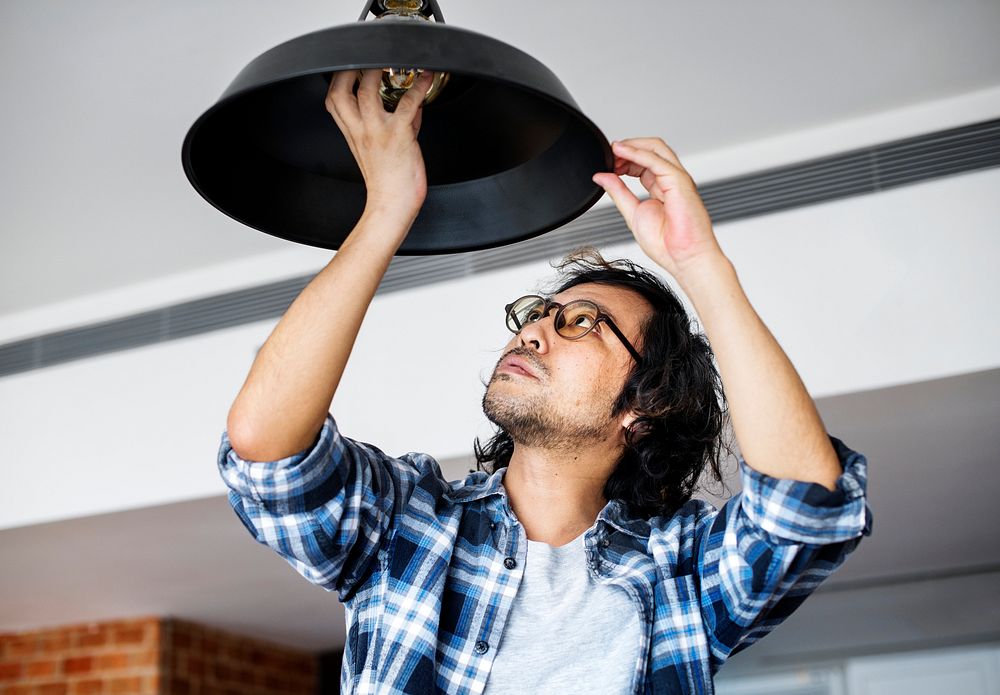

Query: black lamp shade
left=182, top=20, right=612, bottom=254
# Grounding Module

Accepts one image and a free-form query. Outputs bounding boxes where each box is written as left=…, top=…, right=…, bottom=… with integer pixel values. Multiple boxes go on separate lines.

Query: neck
left=501, top=437, right=621, bottom=546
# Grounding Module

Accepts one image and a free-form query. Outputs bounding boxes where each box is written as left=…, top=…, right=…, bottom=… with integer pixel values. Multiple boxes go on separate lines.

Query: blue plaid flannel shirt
left=218, top=416, right=871, bottom=694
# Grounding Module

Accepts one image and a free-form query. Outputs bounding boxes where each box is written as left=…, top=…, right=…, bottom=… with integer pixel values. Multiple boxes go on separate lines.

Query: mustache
left=495, top=346, right=549, bottom=378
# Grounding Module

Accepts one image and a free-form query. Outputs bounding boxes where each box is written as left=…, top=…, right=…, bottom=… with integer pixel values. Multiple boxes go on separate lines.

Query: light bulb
left=358, top=0, right=451, bottom=111
left=378, top=68, right=449, bottom=111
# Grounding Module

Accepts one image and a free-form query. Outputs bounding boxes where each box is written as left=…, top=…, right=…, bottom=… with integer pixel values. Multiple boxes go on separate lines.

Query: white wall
left=1, top=92, right=999, bottom=530
left=845, top=644, right=1000, bottom=695
left=714, top=643, right=1000, bottom=695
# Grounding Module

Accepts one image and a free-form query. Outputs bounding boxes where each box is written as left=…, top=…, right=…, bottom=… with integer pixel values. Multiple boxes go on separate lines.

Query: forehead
left=552, top=282, right=652, bottom=333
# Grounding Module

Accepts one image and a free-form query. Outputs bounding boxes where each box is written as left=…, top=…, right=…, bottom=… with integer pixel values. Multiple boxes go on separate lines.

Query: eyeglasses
left=504, top=294, right=642, bottom=363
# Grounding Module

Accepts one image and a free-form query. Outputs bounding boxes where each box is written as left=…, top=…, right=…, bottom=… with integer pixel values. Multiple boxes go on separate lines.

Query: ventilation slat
left=706, top=153, right=874, bottom=197
left=3, top=117, right=998, bottom=377
left=703, top=171, right=876, bottom=210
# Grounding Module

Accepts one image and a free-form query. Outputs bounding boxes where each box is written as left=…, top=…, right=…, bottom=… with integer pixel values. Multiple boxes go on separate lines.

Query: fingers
left=356, top=68, right=384, bottom=121
left=611, top=141, right=696, bottom=197
left=639, top=169, right=662, bottom=201
left=411, top=106, right=423, bottom=136
left=395, top=71, right=433, bottom=122
left=612, top=141, right=676, bottom=177
left=609, top=157, right=673, bottom=202
left=325, top=70, right=361, bottom=130
left=616, top=137, right=685, bottom=171
left=325, top=67, right=432, bottom=147
left=613, top=156, right=646, bottom=178
left=592, top=172, right=640, bottom=224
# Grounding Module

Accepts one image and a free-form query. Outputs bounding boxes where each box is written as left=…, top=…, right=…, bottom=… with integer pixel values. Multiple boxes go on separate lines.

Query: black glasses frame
left=504, top=294, right=643, bottom=364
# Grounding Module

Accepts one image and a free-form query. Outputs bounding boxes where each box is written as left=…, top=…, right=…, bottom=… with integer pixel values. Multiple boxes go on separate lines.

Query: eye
left=572, top=314, right=594, bottom=328
left=525, top=310, right=543, bottom=323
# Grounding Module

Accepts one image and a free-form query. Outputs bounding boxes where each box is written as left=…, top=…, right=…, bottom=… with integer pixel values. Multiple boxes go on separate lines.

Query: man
left=219, top=69, right=872, bottom=694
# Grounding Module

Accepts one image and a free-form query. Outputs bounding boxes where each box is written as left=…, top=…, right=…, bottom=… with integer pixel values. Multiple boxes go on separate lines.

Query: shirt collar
left=597, top=498, right=650, bottom=539
left=445, top=467, right=651, bottom=540
left=443, top=466, right=509, bottom=504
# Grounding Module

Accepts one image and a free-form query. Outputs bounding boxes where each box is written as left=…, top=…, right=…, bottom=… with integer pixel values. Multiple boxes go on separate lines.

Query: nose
left=516, top=308, right=555, bottom=354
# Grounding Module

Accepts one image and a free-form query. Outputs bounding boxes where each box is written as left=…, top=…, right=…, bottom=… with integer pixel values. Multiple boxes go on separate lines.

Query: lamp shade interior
left=183, top=21, right=612, bottom=254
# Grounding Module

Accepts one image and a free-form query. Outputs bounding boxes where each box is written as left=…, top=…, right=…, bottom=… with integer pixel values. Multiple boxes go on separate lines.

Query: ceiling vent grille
left=2, top=117, right=999, bottom=378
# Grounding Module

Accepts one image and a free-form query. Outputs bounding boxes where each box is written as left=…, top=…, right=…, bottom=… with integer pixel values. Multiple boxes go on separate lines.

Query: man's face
left=483, top=282, right=652, bottom=450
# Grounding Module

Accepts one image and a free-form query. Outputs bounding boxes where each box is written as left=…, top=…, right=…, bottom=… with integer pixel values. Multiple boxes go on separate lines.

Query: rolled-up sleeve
left=217, top=415, right=417, bottom=599
left=739, top=435, right=871, bottom=545
left=696, top=435, right=873, bottom=670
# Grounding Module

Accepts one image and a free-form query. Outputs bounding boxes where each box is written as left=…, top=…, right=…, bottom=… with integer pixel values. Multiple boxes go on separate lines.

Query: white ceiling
left=3, top=369, right=998, bottom=658
left=2, top=0, right=1000, bottom=314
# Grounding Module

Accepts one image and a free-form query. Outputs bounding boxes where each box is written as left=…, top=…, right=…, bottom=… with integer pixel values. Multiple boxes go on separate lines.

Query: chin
left=483, top=382, right=525, bottom=422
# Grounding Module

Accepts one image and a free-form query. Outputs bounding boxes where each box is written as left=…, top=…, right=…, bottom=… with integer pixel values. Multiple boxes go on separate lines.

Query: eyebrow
left=553, top=295, right=620, bottom=325
left=592, top=301, right=619, bottom=324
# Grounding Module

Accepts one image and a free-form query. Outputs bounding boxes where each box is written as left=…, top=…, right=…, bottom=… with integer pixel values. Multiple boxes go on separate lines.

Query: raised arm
left=593, top=137, right=842, bottom=490
left=226, top=69, right=435, bottom=462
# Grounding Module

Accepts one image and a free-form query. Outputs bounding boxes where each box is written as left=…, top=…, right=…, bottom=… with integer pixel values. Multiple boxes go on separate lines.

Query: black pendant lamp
left=182, top=0, right=612, bottom=255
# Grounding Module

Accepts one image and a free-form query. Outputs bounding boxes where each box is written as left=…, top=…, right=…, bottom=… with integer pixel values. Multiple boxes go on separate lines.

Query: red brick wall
left=163, top=619, right=315, bottom=695
left=0, top=617, right=161, bottom=694
left=1, top=618, right=318, bottom=695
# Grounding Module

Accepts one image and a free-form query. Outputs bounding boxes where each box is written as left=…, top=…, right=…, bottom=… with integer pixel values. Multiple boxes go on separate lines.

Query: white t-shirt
left=483, top=531, right=644, bottom=694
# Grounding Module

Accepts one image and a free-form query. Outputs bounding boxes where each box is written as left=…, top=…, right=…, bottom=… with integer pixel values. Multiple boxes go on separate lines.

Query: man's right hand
left=225, top=69, right=435, bottom=463
left=325, top=68, right=434, bottom=228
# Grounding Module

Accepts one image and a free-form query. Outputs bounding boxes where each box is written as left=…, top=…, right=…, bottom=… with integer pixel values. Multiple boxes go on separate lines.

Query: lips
left=497, top=354, right=540, bottom=380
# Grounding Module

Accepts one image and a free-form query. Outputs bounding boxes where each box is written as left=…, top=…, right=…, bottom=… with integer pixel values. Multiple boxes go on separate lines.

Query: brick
left=94, top=653, right=129, bottom=671
left=75, top=627, right=108, bottom=650
left=3, top=637, right=38, bottom=659
left=38, top=684, right=68, bottom=695
left=0, top=662, right=24, bottom=681
left=172, top=631, right=192, bottom=650
left=129, top=651, right=157, bottom=669
left=1, top=618, right=314, bottom=695
left=213, top=663, right=233, bottom=683
left=228, top=643, right=253, bottom=663
left=63, top=656, right=93, bottom=675
left=26, top=659, right=59, bottom=678
left=107, top=677, right=142, bottom=694
left=40, top=632, right=72, bottom=653
left=172, top=621, right=201, bottom=642
left=175, top=651, right=190, bottom=678
left=70, top=680, right=105, bottom=695
left=111, top=627, right=145, bottom=646
left=186, top=656, right=204, bottom=679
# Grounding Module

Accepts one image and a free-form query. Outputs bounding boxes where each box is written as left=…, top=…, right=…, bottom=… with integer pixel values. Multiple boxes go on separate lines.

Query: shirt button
left=600, top=538, right=610, bottom=548
left=474, top=640, right=489, bottom=654
left=503, top=557, right=517, bottom=570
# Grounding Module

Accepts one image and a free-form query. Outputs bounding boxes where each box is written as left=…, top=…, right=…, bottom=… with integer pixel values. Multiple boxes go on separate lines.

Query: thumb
left=396, top=71, right=434, bottom=122
left=411, top=105, right=424, bottom=136
left=592, top=172, right=639, bottom=226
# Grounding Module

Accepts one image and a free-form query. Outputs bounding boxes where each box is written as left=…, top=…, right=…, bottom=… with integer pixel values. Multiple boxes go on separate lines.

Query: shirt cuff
left=739, top=435, right=872, bottom=546
left=216, top=415, right=339, bottom=514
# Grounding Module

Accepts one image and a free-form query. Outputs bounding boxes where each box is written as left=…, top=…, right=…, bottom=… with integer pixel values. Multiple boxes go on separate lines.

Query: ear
left=620, top=410, right=639, bottom=433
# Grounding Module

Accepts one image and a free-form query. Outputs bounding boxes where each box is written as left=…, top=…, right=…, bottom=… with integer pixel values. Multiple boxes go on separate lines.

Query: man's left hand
left=592, top=138, right=724, bottom=281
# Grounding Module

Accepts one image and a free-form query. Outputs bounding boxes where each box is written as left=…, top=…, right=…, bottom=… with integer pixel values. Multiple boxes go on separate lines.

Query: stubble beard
left=482, top=365, right=618, bottom=451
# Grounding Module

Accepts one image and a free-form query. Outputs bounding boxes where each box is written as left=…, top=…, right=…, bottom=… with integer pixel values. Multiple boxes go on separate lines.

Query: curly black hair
left=474, top=247, right=732, bottom=520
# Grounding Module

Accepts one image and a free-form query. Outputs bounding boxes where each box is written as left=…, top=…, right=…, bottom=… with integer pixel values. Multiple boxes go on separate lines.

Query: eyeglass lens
left=506, top=296, right=600, bottom=339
